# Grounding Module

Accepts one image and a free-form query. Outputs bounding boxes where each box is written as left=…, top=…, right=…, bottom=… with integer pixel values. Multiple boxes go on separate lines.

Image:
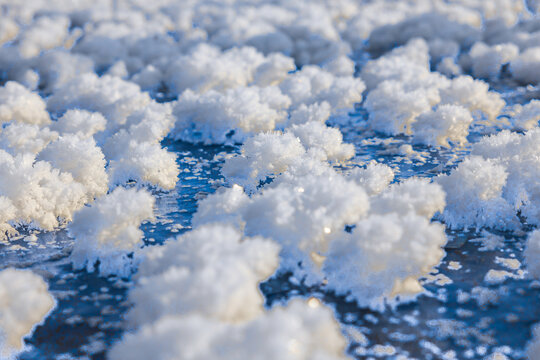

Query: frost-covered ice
left=0, top=268, right=55, bottom=359
left=2, top=0, right=540, bottom=358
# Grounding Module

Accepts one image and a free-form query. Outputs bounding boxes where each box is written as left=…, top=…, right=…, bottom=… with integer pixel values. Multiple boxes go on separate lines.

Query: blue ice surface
left=1, top=96, right=538, bottom=360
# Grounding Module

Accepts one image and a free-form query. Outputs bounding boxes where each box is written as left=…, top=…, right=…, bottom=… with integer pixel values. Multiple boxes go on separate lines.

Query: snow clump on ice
left=111, top=299, right=349, bottom=360
left=67, top=187, right=155, bottom=277
left=0, top=268, right=55, bottom=359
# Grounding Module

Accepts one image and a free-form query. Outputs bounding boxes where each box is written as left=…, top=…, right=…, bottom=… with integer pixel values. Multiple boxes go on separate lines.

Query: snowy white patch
left=0, top=268, right=55, bottom=359
left=127, top=223, right=279, bottom=326
left=347, top=162, right=395, bottom=196
left=0, top=81, right=50, bottom=126
left=111, top=300, right=348, bottom=360
left=525, top=230, right=540, bottom=279
left=324, top=212, right=446, bottom=310
left=171, top=86, right=291, bottom=144
left=67, top=187, right=155, bottom=277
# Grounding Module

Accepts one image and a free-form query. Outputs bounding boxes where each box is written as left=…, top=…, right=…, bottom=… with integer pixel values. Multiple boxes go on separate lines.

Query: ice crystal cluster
left=2, top=0, right=540, bottom=359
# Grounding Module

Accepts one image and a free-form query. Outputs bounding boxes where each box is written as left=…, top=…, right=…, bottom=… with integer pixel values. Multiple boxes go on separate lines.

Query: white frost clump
left=213, top=131, right=447, bottom=304
left=471, top=129, right=540, bottom=227
left=347, top=162, right=395, bottom=196
left=103, top=104, right=178, bottom=190
left=221, top=132, right=306, bottom=192
left=0, top=150, right=87, bottom=237
left=438, top=76, right=505, bottom=123
left=468, top=42, right=519, bottom=80
left=324, top=212, right=446, bottom=310
left=436, top=156, right=516, bottom=229
left=321, top=177, right=446, bottom=309
left=360, top=38, right=433, bottom=91
left=14, top=15, right=70, bottom=59
left=0, top=123, right=58, bottom=155
left=127, top=223, right=280, bottom=326
left=194, top=172, right=369, bottom=278
left=50, top=110, right=106, bottom=139
left=36, top=51, right=95, bottom=93
left=47, top=74, right=151, bottom=131
left=364, top=80, right=436, bottom=135
left=512, top=100, right=540, bottom=130
left=362, top=39, right=504, bottom=138
left=0, top=268, right=55, bottom=359
left=172, top=86, right=291, bottom=144
left=412, top=105, right=473, bottom=147
left=510, top=47, right=540, bottom=84
left=289, top=122, right=355, bottom=162
left=371, top=178, right=446, bottom=219
left=279, top=65, right=365, bottom=111
left=525, top=231, right=540, bottom=279
left=37, top=135, right=108, bottom=200
left=222, top=124, right=354, bottom=191
left=0, top=81, right=50, bottom=126
left=439, top=128, right=540, bottom=229
left=111, top=300, right=349, bottom=360
left=366, top=13, right=480, bottom=55
left=527, top=323, right=540, bottom=359
left=67, top=187, right=155, bottom=277
left=165, top=44, right=295, bottom=94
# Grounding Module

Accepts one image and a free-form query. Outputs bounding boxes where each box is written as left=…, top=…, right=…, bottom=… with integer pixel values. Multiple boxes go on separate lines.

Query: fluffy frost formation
left=111, top=300, right=348, bottom=360
left=412, top=104, right=473, bottom=147
left=362, top=38, right=504, bottom=138
left=527, top=323, right=540, bottom=359
left=172, top=86, right=291, bottom=144
left=204, top=126, right=447, bottom=306
left=194, top=173, right=370, bottom=277
left=0, top=269, right=55, bottom=359
left=221, top=122, right=354, bottom=192
left=439, top=129, right=540, bottom=229
left=525, top=230, right=540, bottom=279
left=324, top=212, right=446, bottom=309
left=117, top=223, right=348, bottom=360
left=67, top=187, right=155, bottom=277
left=165, top=44, right=295, bottom=94
left=127, top=223, right=280, bottom=326
left=512, top=100, right=540, bottom=130
left=347, top=161, right=395, bottom=196
left=0, top=150, right=88, bottom=237
left=0, top=81, right=50, bottom=125
left=0, top=73, right=177, bottom=241
left=170, top=62, right=365, bottom=144
left=4, top=0, right=540, bottom=357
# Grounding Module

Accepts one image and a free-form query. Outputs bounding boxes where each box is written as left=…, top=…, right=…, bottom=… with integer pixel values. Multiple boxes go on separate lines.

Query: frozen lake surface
left=2, top=1, right=540, bottom=359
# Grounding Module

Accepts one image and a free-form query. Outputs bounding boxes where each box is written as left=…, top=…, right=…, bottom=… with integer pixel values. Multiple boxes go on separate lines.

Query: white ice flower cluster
left=5, top=0, right=540, bottom=358
left=361, top=38, right=505, bottom=145
left=0, top=268, right=55, bottom=359
left=67, top=187, right=155, bottom=277
left=170, top=52, right=365, bottom=144
left=196, top=128, right=447, bottom=309
left=112, top=223, right=350, bottom=360
left=0, top=75, right=176, bottom=244
left=439, top=129, right=540, bottom=230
